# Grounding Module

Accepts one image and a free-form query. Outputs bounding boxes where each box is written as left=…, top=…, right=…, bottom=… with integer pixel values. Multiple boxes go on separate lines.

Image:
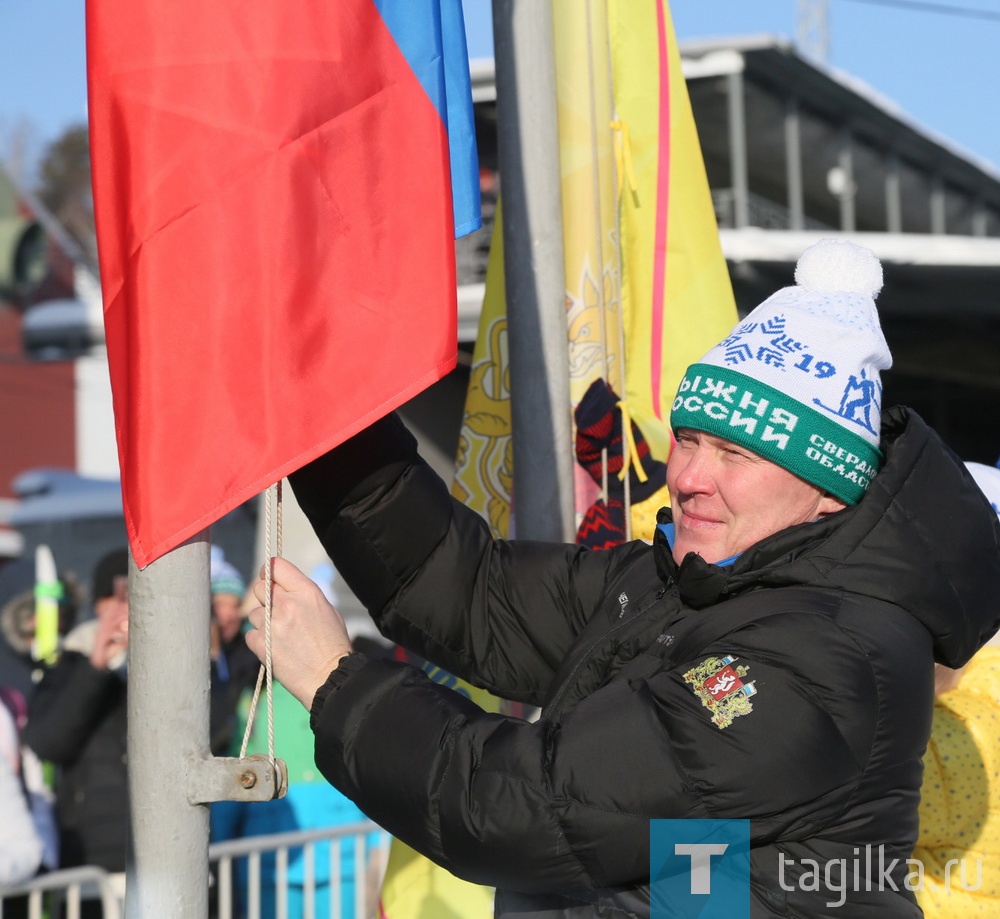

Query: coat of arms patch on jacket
left=683, top=655, right=758, bottom=729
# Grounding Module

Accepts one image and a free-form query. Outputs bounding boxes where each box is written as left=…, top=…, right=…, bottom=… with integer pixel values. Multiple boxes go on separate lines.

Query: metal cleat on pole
left=187, top=754, right=289, bottom=805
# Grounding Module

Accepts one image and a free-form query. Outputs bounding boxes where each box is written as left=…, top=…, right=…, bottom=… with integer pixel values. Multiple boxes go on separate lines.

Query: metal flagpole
left=492, top=0, right=576, bottom=543
left=125, top=535, right=212, bottom=917
left=125, top=532, right=283, bottom=917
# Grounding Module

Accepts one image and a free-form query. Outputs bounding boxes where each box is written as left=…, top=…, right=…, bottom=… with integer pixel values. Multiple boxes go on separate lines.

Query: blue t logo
left=651, top=820, right=750, bottom=918
left=674, top=843, right=729, bottom=894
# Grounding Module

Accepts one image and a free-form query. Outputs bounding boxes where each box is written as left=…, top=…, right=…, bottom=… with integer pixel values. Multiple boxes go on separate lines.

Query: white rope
left=239, top=480, right=283, bottom=767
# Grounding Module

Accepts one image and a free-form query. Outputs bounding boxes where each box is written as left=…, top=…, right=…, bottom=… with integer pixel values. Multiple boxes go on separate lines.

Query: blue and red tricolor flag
left=87, top=0, right=480, bottom=568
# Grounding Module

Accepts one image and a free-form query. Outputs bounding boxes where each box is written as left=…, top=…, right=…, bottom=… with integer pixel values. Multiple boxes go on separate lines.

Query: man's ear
left=817, top=493, right=848, bottom=517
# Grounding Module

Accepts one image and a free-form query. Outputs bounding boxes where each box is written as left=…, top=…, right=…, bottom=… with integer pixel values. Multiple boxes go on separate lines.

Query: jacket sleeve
left=289, top=413, right=641, bottom=705
left=309, top=614, right=876, bottom=896
left=24, top=654, right=124, bottom=765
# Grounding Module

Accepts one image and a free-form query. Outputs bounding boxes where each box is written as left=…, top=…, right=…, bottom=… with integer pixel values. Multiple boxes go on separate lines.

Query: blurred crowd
left=0, top=544, right=386, bottom=918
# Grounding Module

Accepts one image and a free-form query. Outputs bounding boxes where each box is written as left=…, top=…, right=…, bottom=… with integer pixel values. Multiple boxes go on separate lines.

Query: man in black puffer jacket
left=245, top=239, right=1000, bottom=917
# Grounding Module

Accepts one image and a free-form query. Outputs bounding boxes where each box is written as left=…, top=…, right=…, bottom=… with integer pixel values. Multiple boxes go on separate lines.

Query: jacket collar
left=654, top=511, right=738, bottom=609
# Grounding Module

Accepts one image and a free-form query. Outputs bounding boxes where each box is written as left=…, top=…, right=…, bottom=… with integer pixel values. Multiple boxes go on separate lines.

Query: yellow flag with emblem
left=608, top=0, right=737, bottom=461
left=565, top=0, right=737, bottom=540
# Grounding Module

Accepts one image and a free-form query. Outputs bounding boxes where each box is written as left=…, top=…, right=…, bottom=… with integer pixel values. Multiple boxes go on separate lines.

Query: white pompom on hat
left=670, top=238, right=893, bottom=505
left=794, top=237, right=883, bottom=297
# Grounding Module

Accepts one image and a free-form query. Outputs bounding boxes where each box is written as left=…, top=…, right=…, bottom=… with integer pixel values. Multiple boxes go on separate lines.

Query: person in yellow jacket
left=915, top=461, right=1000, bottom=915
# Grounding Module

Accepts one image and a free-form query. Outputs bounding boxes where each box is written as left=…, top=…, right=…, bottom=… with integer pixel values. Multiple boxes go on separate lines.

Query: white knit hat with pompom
left=670, top=238, right=892, bottom=505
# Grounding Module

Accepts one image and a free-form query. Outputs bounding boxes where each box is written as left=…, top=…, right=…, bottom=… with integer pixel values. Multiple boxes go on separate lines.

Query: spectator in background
left=210, top=547, right=251, bottom=656
left=0, top=699, right=43, bottom=888
left=914, top=461, right=1000, bottom=915
left=23, top=548, right=131, bottom=914
left=209, top=548, right=260, bottom=756
left=0, top=559, right=80, bottom=702
left=0, top=686, right=58, bottom=881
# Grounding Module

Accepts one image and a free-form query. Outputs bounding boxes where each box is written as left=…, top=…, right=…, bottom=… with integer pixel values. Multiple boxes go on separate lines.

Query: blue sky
left=1, top=0, right=997, bottom=176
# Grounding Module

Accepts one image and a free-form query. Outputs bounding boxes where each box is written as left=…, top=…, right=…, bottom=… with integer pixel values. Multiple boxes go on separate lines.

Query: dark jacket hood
left=659, top=406, right=1000, bottom=668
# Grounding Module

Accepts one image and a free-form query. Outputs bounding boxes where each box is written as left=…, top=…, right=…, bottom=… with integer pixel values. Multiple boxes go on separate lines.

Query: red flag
left=87, top=0, right=477, bottom=568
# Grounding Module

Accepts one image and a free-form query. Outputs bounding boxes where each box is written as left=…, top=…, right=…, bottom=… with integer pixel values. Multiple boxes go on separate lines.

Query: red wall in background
left=0, top=309, right=76, bottom=499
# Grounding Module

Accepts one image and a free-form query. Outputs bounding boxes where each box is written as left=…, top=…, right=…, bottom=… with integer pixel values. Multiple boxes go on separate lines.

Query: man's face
left=666, top=429, right=845, bottom=565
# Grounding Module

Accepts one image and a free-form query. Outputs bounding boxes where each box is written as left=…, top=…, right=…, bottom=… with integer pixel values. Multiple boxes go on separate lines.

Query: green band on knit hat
left=671, top=364, right=883, bottom=505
